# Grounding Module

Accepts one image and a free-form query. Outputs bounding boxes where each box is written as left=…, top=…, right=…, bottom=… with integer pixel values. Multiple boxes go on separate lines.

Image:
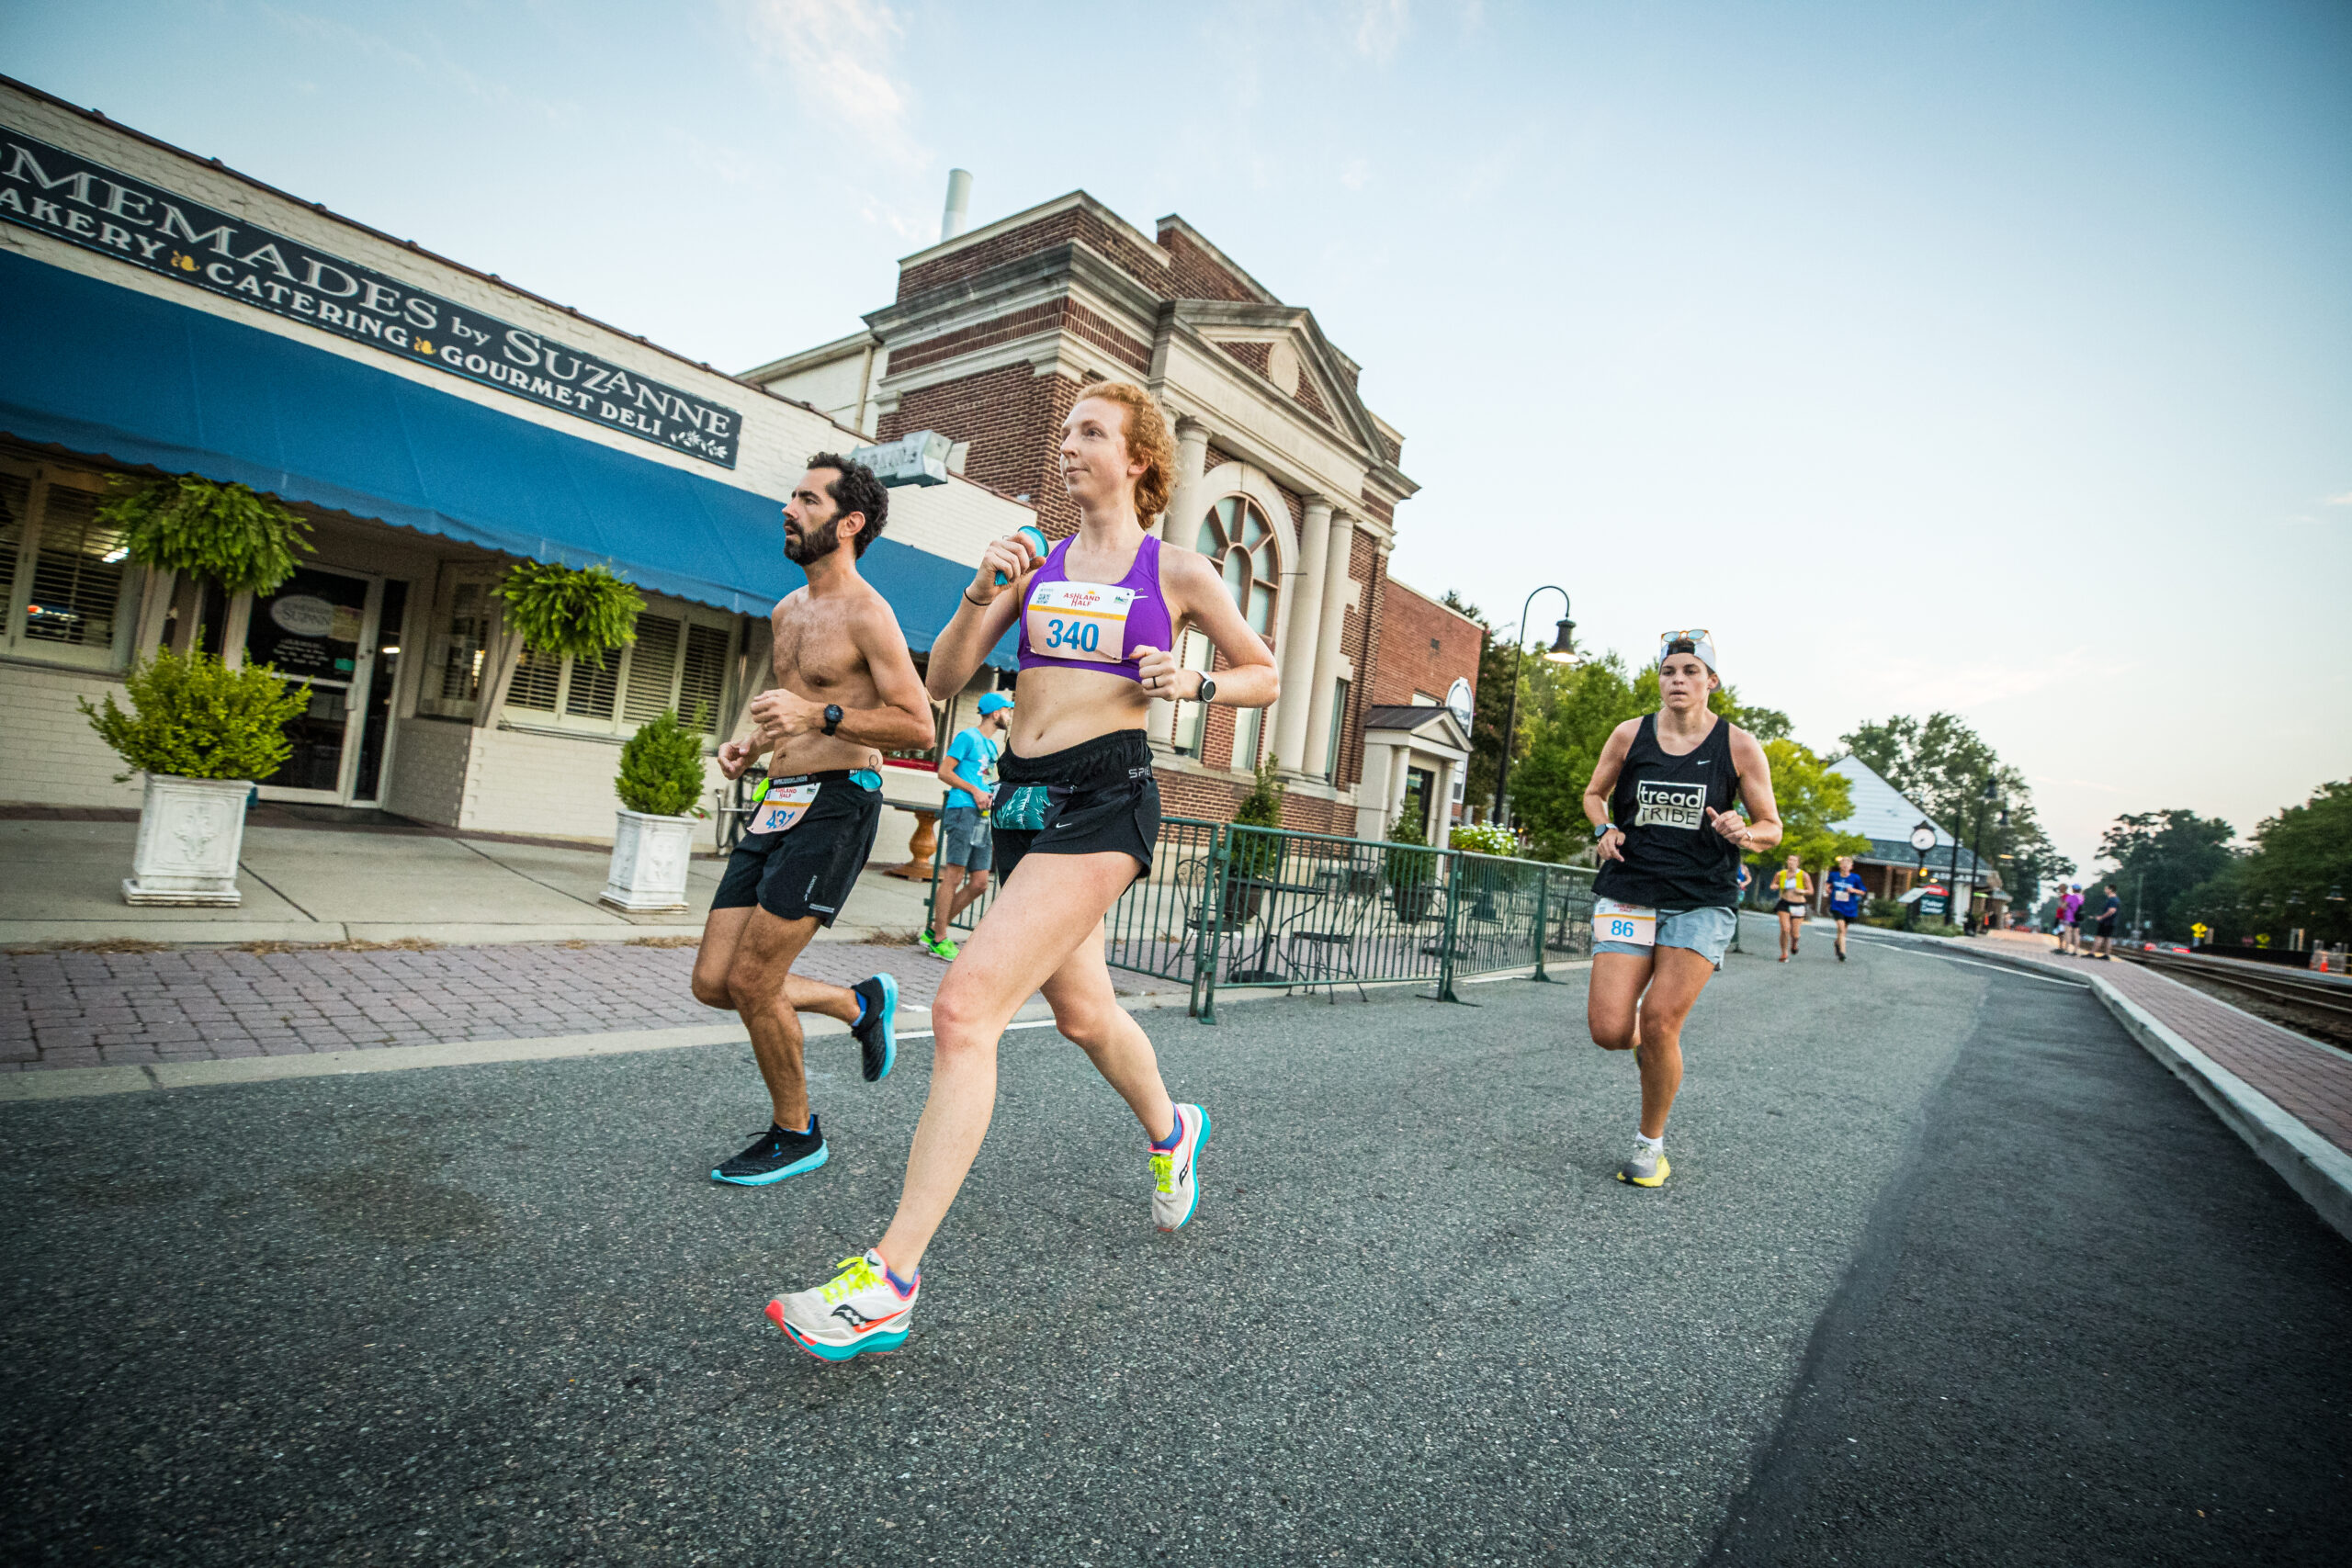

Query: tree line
left=1441, top=595, right=2066, bottom=906
left=2082, top=785, right=2350, bottom=948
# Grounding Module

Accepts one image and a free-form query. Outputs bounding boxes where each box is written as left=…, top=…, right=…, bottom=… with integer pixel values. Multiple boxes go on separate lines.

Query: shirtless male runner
left=689, top=454, right=937, bottom=1187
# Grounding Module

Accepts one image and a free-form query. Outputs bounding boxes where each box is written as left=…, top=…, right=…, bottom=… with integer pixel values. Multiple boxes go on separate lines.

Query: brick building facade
left=748, top=192, right=1474, bottom=840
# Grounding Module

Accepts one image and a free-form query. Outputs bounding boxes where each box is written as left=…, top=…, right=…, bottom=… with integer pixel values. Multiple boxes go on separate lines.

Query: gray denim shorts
left=938, top=804, right=991, bottom=870
left=1593, top=905, right=1736, bottom=964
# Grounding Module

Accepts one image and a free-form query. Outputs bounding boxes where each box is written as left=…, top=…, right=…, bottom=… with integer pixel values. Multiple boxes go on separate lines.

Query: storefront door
left=244, top=566, right=401, bottom=806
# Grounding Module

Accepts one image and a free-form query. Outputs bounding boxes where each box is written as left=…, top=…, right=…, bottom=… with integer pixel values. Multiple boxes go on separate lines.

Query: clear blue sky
left=6, top=1, right=2346, bottom=875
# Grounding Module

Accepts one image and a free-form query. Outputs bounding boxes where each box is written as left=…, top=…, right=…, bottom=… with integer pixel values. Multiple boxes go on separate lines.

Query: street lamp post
left=1964, top=778, right=2002, bottom=935
left=1908, top=821, right=1938, bottom=929
left=1490, top=585, right=1577, bottom=825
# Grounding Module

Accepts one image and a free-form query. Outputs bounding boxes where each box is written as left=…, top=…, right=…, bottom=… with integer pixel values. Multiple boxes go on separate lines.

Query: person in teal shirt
left=926, top=692, right=1012, bottom=958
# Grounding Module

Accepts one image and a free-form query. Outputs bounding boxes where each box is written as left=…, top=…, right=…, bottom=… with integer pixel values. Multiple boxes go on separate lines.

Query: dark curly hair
left=808, top=453, right=888, bottom=558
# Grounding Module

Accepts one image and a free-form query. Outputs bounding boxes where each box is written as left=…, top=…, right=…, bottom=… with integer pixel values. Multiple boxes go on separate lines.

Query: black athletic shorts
left=1773, top=899, right=1807, bottom=915
left=990, top=728, right=1159, bottom=888
left=711, top=769, right=883, bottom=926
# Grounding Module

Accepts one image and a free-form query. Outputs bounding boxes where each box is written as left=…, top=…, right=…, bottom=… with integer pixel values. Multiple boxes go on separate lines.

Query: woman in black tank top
left=1577, top=633, right=1784, bottom=1190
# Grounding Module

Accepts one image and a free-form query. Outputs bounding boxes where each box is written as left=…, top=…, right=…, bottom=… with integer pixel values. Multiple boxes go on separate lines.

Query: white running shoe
left=766, top=1249, right=917, bottom=1362
left=1150, top=1103, right=1211, bottom=1232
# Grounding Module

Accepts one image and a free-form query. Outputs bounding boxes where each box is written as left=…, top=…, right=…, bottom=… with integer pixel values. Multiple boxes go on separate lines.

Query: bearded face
left=784, top=514, right=842, bottom=564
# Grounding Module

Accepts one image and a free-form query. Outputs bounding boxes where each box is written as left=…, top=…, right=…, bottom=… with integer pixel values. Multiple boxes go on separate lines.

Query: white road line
left=894, top=1020, right=1062, bottom=1042
left=1874, top=944, right=2090, bottom=988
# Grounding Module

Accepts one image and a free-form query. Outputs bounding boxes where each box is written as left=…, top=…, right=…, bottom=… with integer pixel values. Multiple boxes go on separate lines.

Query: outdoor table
left=1226, top=872, right=1351, bottom=986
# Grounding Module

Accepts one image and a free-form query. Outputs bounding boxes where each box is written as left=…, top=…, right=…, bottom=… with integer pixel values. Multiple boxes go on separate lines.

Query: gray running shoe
left=1614, top=1140, right=1669, bottom=1189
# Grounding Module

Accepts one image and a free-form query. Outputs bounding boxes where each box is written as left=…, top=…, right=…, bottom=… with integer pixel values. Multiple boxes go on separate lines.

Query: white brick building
left=0, top=77, right=1034, bottom=852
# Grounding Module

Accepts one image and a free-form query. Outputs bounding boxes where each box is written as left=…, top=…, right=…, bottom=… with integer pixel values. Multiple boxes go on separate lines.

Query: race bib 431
left=1024, top=580, right=1136, bottom=666
left=1593, top=897, right=1657, bottom=947
left=747, top=778, right=820, bottom=836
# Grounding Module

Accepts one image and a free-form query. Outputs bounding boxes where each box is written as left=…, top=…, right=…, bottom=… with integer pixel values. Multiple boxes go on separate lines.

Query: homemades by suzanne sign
left=0, top=127, right=741, bottom=469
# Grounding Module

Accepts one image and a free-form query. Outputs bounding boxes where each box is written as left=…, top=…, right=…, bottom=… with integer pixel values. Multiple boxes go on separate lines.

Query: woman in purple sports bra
left=765, top=381, right=1280, bottom=1361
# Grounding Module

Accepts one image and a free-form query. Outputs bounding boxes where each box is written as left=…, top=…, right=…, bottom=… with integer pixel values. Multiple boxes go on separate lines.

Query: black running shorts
left=989, top=728, right=1159, bottom=887
left=711, top=770, right=883, bottom=926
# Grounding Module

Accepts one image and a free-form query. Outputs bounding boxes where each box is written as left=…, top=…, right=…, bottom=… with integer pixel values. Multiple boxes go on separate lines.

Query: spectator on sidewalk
left=925, top=692, right=1013, bottom=959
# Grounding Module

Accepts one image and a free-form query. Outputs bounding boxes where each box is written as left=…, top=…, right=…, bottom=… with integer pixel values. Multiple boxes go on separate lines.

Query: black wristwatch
left=1194, top=675, right=1217, bottom=704
left=822, top=704, right=843, bottom=737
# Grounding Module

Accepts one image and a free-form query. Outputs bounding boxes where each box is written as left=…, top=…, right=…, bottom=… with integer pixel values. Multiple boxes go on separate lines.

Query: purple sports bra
left=1015, top=532, right=1176, bottom=682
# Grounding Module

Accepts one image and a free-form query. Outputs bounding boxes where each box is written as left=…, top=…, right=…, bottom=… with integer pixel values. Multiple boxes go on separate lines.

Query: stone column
left=1159, top=417, right=1211, bottom=545
left=1432, top=756, right=1457, bottom=840
left=1147, top=417, right=1213, bottom=746
left=1302, top=511, right=1357, bottom=780
left=1271, top=496, right=1333, bottom=773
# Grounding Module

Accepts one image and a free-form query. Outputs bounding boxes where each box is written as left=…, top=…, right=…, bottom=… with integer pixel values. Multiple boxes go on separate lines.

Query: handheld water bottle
left=993, top=525, right=1049, bottom=588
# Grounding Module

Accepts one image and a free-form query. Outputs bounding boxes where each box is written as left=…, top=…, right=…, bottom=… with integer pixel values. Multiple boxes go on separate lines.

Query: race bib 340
left=1024, top=581, right=1136, bottom=666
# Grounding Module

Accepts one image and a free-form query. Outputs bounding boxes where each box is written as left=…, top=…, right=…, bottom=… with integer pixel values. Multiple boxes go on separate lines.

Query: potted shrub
left=1218, top=758, right=1287, bottom=927
left=601, top=707, right=709, bottom=911
left=80, top=645, right=308, bottom=905
left=1384, top=818, right=1440, bottom=925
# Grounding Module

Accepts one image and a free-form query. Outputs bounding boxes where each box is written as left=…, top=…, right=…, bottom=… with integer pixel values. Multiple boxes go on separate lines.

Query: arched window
left=1194, top=496, right=1278, bottom=635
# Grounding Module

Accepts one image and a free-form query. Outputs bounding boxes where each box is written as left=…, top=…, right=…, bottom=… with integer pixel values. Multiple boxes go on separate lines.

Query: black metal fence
left=931, top=815, right=1597, bottom=1021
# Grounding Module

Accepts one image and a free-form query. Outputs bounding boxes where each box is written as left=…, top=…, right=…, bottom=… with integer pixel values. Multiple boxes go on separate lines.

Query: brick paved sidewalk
left=2023, top=945, right=2352, bottom=1158
left=0, top=941, right=1183, bottom=1073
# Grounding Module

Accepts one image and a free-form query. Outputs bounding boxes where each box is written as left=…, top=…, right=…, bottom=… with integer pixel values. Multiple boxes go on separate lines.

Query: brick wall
left=899, top=208, right=1172, bottom=304
left=891, top=298, right=1149, bottom=378
left=1220, top=341, right=1271, bottom=377
left=0, top=662, right=144, bottom=808
left=884, top=367, right=1085, bottom=536
left=1155, top=766, right=1248, bottom=824
left=457, top=724, right=735, bottom=840
left=1158, top=226, right=1265, bottom=303
left=1371, top=580, right=1484, bottom=709
left=380, top=715, right=472, bottom=826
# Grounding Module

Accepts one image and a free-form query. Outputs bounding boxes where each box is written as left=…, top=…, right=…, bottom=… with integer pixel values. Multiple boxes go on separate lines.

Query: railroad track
left=2120, top=948, right=2352, bottom=1021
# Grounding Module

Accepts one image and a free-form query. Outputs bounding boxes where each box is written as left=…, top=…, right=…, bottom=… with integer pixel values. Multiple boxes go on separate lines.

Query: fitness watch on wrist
left=822, top=704, right=843, bottom=737
left=1593, top=820, right=1617, bottom=840
left=1194, top=675, right=1217, bottom=704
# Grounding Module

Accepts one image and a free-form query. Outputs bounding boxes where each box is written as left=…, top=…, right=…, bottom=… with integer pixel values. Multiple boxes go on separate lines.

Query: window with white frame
left=1232, top=704, right=1263, bottom=775
left=0, top=458, right=136, bottom=671
left=419, top=568, right=735, bottom=736
left=1194, top=496, right=1279, bottom=636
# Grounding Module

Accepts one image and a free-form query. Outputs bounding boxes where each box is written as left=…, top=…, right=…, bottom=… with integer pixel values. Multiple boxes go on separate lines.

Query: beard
left=784, top=517, right=842, bottom=564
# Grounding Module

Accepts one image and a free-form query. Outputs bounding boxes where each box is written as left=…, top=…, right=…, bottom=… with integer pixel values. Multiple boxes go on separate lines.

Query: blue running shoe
left=850, top=973, right=897, bottom=1083
left=711, top=1116, right=828, bottom=1186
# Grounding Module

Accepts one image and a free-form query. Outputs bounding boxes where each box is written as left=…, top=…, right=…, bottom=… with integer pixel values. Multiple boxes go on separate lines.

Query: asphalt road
left=3, top=925, right=2346, bottom=1565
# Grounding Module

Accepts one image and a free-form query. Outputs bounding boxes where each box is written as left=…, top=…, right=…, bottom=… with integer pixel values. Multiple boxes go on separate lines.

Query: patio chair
left=1279, top=866, right=1377, bottom=1003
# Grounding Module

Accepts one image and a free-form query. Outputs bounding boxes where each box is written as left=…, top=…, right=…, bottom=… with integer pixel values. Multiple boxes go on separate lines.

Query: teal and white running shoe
left=768, top=1249, right=918, bottom=1361
left=1150, top=1103, right=1210, bottom=1232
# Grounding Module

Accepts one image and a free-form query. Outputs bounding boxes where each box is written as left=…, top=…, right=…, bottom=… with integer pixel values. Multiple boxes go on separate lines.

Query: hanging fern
left=495, top=561, right=643, bottom=660
left=97, top=475, right=315, bottom=594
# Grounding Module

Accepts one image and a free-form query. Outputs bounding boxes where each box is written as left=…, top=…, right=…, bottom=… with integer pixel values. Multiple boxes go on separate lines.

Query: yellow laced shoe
left=767, top=1249, right=917, bottom=1361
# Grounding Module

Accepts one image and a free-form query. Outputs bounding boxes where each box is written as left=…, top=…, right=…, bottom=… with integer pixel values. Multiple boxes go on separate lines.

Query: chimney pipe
left=940, top=168, right=972, bottom=243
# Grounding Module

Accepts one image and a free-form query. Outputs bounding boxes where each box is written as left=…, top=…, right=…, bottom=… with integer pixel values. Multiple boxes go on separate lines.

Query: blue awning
left=0, top=249, right=1010, bottom=664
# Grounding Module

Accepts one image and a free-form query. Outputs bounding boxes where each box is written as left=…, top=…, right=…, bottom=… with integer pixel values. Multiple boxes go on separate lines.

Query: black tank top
left=1592, top=713, right=1742, bottom=911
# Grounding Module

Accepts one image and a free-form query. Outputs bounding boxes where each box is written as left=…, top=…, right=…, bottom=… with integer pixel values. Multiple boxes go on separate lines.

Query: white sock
left=1635, top=1132, right=1663, bottom=1151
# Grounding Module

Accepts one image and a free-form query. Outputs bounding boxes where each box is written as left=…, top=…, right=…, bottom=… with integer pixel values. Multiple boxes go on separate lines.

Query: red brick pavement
left=0, top=942, right=1182, bottom=1073
left=1985, top=933, right=2352, bottom=1159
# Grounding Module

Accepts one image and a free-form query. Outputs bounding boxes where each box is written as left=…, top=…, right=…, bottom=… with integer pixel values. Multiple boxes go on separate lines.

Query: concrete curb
left=0, top=919, right=915, bottom=949
left=0, top=985, right=1203, bottom=1105
left=1856, top=929, right=2352, bottom=1245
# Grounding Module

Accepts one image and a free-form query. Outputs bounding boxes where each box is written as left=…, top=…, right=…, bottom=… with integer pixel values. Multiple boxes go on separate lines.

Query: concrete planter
left=123, top=773, right=253, bottom=907
left=600, top=807, right=697, bottom=912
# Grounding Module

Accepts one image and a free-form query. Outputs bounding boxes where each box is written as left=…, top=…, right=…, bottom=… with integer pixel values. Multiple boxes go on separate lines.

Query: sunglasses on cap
left=1657, top=628, right=1717, bottom=668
